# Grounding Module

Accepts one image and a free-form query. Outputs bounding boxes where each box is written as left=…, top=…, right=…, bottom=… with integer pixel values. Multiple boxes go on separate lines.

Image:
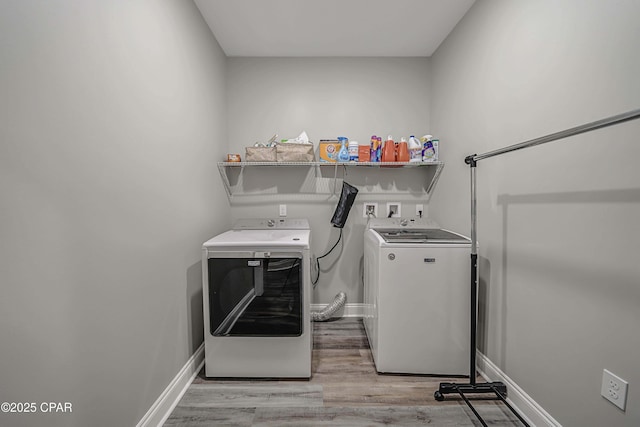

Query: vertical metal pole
left=435, top=154, right=516, bottom=423
left=467, top=155, right=478, bottom=385
left=470, top=160, right=477, bottom=255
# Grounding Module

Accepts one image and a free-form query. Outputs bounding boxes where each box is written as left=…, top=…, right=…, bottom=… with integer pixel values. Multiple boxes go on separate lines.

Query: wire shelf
left=217, top=161, right=445, bottom=199
left=218, top=161, right=443, bottom=167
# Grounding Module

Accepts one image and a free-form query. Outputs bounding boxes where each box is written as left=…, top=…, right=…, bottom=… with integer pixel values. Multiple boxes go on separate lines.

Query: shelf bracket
left=217, top=161, right=234, bottom=199
left=426, top=162, right=445, bottom=194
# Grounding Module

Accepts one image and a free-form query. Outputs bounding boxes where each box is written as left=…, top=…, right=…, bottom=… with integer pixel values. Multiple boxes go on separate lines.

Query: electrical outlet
left=363, top=203, right=378, bottom=218
left=601, top=369, right=628, bottom=410
left=416, top=204, right=424, bottom=217
left=386, top=202, right=401, bottom=218
left=279, top=204, right=287, bottom=217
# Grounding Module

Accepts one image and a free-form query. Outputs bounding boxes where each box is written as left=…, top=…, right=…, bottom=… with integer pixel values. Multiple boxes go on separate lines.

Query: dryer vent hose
left=311, top=292, right=347, bottom=322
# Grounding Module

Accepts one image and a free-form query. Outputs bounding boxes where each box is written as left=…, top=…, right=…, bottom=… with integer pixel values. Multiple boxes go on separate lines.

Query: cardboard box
left=358, top=145, right=370, bottom=162
left=318, top=140, right=341, bottom=162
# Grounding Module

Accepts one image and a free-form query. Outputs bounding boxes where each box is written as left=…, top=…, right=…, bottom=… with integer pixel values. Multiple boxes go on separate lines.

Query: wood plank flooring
left=165, top=318, right=522, bottom=426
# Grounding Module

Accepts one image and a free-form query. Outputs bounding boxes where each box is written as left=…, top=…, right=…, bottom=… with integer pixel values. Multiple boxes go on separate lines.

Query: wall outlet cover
left=601, top=369, right=628, bottom=411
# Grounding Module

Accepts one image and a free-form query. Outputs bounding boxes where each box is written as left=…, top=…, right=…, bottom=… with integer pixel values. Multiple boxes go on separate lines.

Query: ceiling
left=193, top=0, right=475, bottom=57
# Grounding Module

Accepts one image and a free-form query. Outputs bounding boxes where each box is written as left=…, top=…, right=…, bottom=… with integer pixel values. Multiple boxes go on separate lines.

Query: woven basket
left=245, top=146, right=277, bottom=162
left=276, top=143, right=315, bottom=162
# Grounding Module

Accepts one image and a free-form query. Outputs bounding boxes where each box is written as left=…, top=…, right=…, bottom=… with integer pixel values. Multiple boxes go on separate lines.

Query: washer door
left=207, top=254, right=302, bottom=337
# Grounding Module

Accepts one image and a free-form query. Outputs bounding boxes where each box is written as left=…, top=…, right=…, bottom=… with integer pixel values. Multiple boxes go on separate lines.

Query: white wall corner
left=476, top=351, right=562, bottom=427
left=136, top=344, right=205, bottom=427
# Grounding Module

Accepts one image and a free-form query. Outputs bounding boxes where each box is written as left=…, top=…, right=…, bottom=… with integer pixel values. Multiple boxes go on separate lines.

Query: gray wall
left=0, top=1, right=228, bottom=426
left=226, top=57, right=433, bottom=304
left=429, top=1, right=640, bottom=426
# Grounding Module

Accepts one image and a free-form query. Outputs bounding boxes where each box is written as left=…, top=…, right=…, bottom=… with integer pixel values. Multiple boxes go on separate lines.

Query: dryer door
left=207, top=252, right=303, bottom=337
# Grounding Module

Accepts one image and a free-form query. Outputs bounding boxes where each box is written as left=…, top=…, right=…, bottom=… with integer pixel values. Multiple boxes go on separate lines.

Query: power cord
left=312, top=228, right=343, bottom=287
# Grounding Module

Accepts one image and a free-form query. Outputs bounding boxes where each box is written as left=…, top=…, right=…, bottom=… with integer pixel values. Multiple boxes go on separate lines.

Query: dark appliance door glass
left=208, top=257, right=302, bottom=336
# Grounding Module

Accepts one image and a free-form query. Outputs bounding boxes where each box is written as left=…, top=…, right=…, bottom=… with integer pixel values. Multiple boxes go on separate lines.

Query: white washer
left=364, top=217, right=471, bottom=375
left=202, top=218, right=311, bottom=378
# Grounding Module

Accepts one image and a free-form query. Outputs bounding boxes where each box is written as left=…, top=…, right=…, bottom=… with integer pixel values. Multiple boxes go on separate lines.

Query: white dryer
left=202, top=218, right=311, bottom=378
left=364, top=217, right=471, bottom=376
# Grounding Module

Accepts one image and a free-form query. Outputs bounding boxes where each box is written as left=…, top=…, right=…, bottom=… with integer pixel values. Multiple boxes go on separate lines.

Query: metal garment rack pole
left=471, top=108, right=640, bottom=163
left=434, top=108, right=640, bottom=426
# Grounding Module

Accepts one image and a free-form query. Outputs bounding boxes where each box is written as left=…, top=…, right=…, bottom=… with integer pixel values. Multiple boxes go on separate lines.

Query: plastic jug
left=397, top=138, right=409, bottom=162
left=408, top=135, right=422, bottom=162
left=382, top=135, right=396, bottom=162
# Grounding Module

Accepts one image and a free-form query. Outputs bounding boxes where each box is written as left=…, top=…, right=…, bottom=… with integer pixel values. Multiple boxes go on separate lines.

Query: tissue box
left=276, top=143, right=315, bottom=162
left=318, top=141, right=341, bottom=162
left=245, top=146, right=276, bottom=162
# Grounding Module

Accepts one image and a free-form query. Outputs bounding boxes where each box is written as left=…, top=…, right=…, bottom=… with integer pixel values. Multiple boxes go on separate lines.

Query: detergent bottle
left=381, top=135, right=396, bottom=162
left=396, top=137, right=409, bottom=162
left=408, top=135, right=422, bottom=162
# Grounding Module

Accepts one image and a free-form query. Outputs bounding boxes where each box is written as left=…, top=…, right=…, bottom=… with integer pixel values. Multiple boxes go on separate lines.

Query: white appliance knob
left=388, top=253, right=395, bottom=261
left=267, top=219, right=275, bottom=227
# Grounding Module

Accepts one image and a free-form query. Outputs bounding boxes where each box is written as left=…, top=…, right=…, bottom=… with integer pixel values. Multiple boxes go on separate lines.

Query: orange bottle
left=382, top=135, right=396, bottom=162
left=396, top=139, right=409, bottom=162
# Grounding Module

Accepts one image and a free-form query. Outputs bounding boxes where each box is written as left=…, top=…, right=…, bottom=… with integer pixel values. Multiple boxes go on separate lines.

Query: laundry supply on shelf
left=396, top=137, right=409, bottom=162
left=319, top=140, right=341, bottom=162
left=358, top=144, right=369, bottom=162
left=408, top=135, right=422, bottom=162
left=382, top=135, right=396, bottom=162
left=431, top=138, right=439, bottom=161
left=370, top=135, right=381, bottom=162
left=348, top=140, right=359, bottom=162
left=421, top=134, right=436, bottom=162
left=337, top=137, right=350, bottom=162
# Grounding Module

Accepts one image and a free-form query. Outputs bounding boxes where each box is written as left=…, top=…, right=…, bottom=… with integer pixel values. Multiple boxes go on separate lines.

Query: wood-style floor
left=164, top=318, right=522, bottom=426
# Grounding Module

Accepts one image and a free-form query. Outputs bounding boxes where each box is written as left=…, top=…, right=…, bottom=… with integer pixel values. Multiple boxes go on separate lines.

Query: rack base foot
left=434, top=381, right=507, bottom=401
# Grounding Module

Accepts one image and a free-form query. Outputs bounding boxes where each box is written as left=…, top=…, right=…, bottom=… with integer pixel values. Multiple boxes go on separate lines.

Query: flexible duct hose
left=311, top=292, right=347, bottom=322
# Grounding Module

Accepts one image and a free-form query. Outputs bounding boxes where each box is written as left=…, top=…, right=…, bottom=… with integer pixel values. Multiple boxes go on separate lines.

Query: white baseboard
left=476, top=351, right=562, bottom=427
left=311, top=302, right=365, bottom=318
left=136, top=343, right=205, bottom=427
